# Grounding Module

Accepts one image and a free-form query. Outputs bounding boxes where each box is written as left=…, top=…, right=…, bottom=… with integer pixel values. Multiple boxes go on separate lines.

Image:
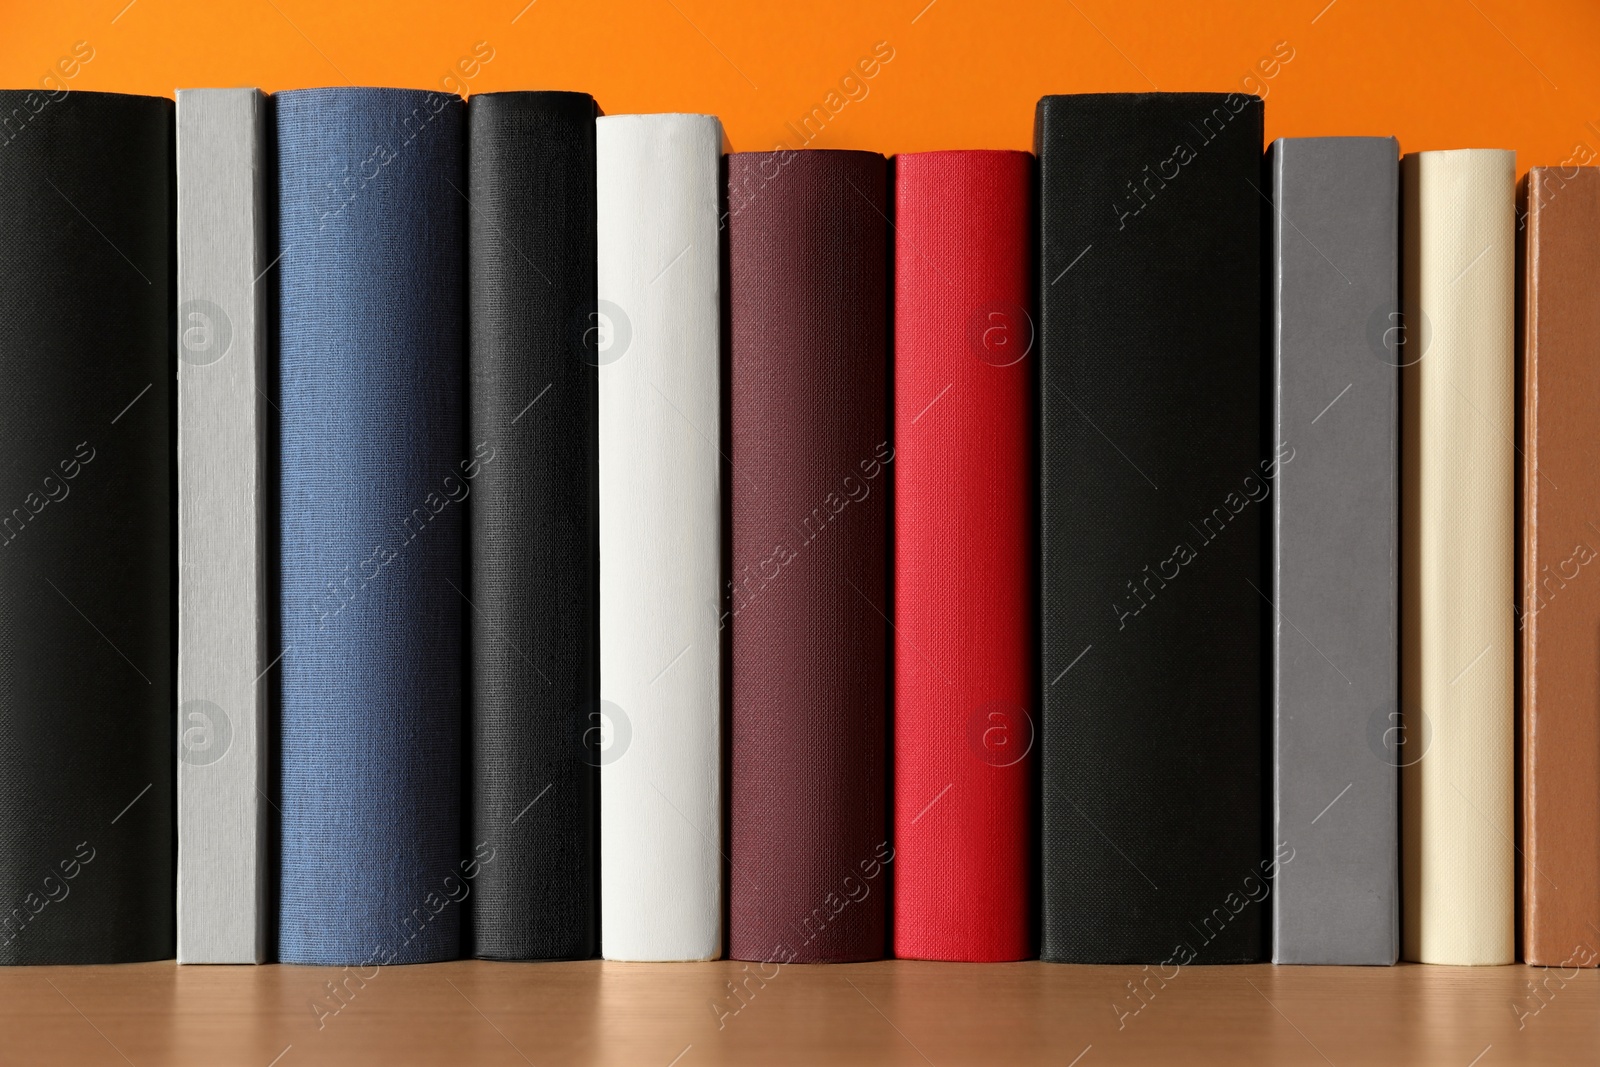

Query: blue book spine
left=275, top=87, right=465, bottom=965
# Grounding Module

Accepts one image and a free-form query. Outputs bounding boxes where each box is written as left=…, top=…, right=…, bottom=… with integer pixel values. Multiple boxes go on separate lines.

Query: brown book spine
left=1520, top=166, right=1600, bottom=968
left=727, top=149, right=890, bottom=963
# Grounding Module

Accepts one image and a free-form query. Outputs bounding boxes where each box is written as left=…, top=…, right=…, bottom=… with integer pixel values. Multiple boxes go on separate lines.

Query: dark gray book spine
left=1269, top=136, right=1399, bottom=965
left=466, top=91, right=598, bottom=961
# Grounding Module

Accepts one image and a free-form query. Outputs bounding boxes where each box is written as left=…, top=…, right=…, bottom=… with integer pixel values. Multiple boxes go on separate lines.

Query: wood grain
left=1, top=960, right=1594, bottom=1065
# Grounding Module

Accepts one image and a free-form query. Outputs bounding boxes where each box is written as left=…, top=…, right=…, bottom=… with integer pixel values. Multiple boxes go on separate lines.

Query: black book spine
left=0, top=90, right=174, bottom=963
left=1036, top=92, right=1267, bottom=964
left=466, top=91, right=599, bottom=960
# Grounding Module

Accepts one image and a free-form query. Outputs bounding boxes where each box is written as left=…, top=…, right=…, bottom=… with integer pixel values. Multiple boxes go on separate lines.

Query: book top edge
left=892, top=148, right=1033, bottom=162
left=1528, top=164, right=1600, bottom=174
left=1401, top=147, right=1515, bottom=161
left=598, top=112, right=720, bottom=123
left=0, top=87, right=172, bottom=106
left=467, top=89, right=596, bottom=105
left=1270, top=135, right=1399, bottom=149
left=176, top=87, right=267, bottom=99
left=271, top=85, right=458, bottom=101
left=1037, top=90, right=1262, bottom=106
left=726, top=147, right=883, bottom=160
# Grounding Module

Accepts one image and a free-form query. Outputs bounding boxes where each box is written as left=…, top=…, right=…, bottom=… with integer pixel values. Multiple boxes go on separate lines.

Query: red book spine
left=893, top=150, right=1034, bottom=961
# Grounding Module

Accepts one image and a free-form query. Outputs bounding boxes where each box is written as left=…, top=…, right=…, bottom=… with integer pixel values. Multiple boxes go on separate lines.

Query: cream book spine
left=1400, top=148, right=1516, bottom=965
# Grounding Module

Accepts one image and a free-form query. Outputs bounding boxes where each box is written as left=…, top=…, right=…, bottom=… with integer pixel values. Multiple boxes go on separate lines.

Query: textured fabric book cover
left=892, top=149, right=1033, bottom=963
left=177, top=87, right=270, bottom=965
left=1036, top=92, right=1266, bottom=964
left=597, top=113, right=725, bottom=962
left=1519, top=165, right=1600, bottom=968
left=728, top=149, right=890, bottom=964
left=0, top=90, right=174, bottom=964
left=466, top=90, right=598, bottom=962
left=276, top=88, right=465, bottom=966
left=1401, top=149, right=1516, bottom=966
left=1269, top=137, right=1399, bottom=966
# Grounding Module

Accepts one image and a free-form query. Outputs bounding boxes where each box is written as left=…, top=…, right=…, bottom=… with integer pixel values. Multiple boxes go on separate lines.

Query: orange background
left=2, top=0, right=1597, bottom=174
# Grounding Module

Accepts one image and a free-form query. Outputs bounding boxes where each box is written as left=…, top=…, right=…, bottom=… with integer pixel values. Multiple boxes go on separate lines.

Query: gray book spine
left=1270, top=136, right=1400, bottom=965
left=176, top=88, right=269, bottom=964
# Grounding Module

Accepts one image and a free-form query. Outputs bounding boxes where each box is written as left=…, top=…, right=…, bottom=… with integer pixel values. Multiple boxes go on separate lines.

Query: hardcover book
left=467, top=90, right=599, bottom=962
left=0, top=90, right=175, bottom=964
left=176, top=87, right=271, bottom=965
left=1400, top=148, right=1516, bottom=966
left=276, top=87, right=465, bottom=966
left=1036, top=92, right=1266, bottom=964
left=892, top=149, right=1034, bottom=963
left=1268, top=136, right=1400, bottom=966
left=1519, top=165, right=1600, bottom=968
left=727, top=149, right=890, bottom=964
left=597, top=113, right=724, bottom=962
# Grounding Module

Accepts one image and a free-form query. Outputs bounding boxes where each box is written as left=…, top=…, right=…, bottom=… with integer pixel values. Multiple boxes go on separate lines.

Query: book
left=727, top=149, right=890, bottom=964
left=597, top=113, right=725, bottom=962
left=1268, top=136, right=1399, bottom=966
left=892, top=149, right=1033, bottom=962
left=1519, top=165, right=1600, bottom=968
left=176, top=87, right=270, bottom=965
left=0, top=90, right=174, bottom=964
left=466, top=90, right=598, bottom=962
left=1400, top=148, right=1516, bottom=966
left=276, top=88, right=465, bottom=966
left=1036, top=92, right=1267, bottom=965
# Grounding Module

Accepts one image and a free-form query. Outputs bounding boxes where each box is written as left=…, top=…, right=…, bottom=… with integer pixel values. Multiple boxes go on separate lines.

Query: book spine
left=1035, top=92, right=1266, bottom=964
left=466, top=91, right=598, bottom=962
left=176, top=88, right=269, bottom=965
left=276, top=88, right=465, bottom=966
left=1520, top=166, right=1600, bottom=969
left=0, top=89, right=174, bottom=964
left=728, top=149, right=890, bottom=964
left=597, top=113, right=724, bottom=962
left=892, top=149, right=1033, bottom=962
left=1269, top=137, right=1399, bottom=966
left=1400, top=148, right=1516, bottom=965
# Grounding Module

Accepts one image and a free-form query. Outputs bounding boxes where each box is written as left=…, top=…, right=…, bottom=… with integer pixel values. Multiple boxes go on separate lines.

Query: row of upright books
left=0, top=85, right=1591, bottom=971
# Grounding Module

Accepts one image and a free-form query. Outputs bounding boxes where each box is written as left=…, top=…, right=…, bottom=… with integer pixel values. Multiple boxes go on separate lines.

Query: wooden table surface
left=1, top=960, right=1594, bottom=1066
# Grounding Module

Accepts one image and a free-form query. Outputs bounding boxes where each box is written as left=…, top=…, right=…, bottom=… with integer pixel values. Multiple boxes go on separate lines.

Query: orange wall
left=3, top=0, right=1596, bottom=173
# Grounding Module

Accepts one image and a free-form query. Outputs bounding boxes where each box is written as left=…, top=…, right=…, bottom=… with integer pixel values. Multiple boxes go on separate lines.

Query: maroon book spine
left=727, top=149, right=890, bottom=963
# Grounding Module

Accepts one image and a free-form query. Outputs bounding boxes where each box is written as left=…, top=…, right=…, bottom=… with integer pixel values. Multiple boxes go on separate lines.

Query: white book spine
left=597, top=113, right=724, bottom=961
left=176, top=88, right=268, bottom=964
left=1400, top=148, right=1516, bottom=965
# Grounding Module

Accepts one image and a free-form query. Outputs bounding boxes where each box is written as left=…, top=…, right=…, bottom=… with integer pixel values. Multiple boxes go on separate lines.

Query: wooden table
left=2, top=960, right=1594, bottom=1065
